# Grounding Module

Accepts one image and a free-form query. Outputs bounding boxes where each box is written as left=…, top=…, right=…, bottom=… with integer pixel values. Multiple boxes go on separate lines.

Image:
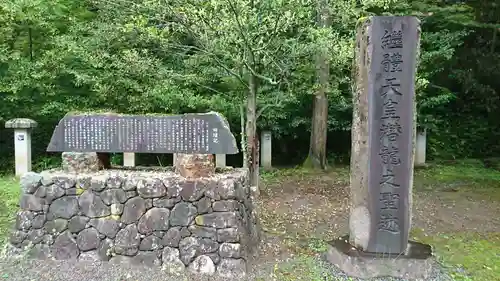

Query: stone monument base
left=10, top=168, right=260, bottom=279
left=325, top=235, right=433, bottom=280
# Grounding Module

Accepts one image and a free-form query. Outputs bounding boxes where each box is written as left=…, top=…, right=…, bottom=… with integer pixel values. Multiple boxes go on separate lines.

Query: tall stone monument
left=326, top=16, right=433, bottom=279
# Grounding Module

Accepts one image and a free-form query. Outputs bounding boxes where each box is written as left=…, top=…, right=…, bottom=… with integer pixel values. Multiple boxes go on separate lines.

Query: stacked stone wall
left=10, top=168, right=258, bottom=278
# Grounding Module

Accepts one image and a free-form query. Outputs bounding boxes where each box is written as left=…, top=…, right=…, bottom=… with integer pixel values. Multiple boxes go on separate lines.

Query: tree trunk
left=305, top=0, right=329, bottom=170
left=491, top=27, right=497, bottom=54
left=246, top=73, right=259, bottom=188
left=28, top=27, right=33, bottom=61
left=240, top=103, right=248, bottom=168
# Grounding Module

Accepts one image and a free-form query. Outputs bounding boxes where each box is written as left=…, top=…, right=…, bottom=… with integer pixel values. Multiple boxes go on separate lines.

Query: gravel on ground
left=0, top=250, right=454, bottom=281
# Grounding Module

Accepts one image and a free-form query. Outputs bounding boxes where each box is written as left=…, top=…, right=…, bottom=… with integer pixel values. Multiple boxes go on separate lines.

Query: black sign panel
left=46, top=112, right=239, bottom=154
left=366, top=16, right=419, bottom=254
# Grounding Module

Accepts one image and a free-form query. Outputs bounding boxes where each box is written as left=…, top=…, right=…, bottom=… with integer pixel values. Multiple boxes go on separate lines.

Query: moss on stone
left=75, top=188, right=84, bottom=195
left=357, top=16, right=369, bottom=24
left=195, top=216, right=203, bottom=226
left=109, top=215, right=120, bottom=220
left=101, top=214, right=121, bottom=220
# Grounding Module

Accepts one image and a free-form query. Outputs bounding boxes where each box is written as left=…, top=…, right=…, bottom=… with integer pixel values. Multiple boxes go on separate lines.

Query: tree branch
left=256, top=103, right=272, bottom=120
left=256, top=99, right=283, bottom=120
left=256, top=84, right=285, bottom=119
left=243, top=61, right=278, bottom=85
left=166, top=43, right=248, bottom=88
left=225, top=0, right=256, bottom=64
left=187, top=80, right=226, bottom=95
left=99, top=0, right=253, bottom=88
left=252, top=13, right=284, bottom=52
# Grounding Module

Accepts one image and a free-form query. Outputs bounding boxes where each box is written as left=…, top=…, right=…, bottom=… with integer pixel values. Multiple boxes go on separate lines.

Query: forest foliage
left=0, top=0, right=499, bottom=170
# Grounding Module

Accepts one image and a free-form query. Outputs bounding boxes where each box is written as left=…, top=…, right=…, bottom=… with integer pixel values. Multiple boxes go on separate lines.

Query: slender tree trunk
left=246, top=72, right=259, bottom=188
left=240, top=104, right=248, bottom=168
left=28, top=27, right=33, bottom=61
left=305, top=0, right=329, bottom=170
left=491, top=27, right=497, bottom=54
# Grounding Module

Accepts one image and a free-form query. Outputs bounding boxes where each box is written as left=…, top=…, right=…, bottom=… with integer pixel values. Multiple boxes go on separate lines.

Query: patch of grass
left=272, top=255, right=339, bottom=281
left=32, top=156, right=61, bottom=171
left=261, top=165, right=350, bottom=185
left=263, top=160, right=500, bottom=190
left=412, top=228, right=500, bottom=281
left=306, top=238, right=329, bottom=254
left=0, top=176, right=19, bottom=242
left=415, top=160, right=500, bottom=190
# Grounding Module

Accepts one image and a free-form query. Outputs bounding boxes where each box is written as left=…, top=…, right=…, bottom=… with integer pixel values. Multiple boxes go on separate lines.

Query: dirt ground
left=256, top=167, right=500, bottom=264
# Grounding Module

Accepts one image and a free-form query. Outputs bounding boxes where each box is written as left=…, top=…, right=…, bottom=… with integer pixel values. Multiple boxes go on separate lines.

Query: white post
left=260, top=131, right=272, bottom=170
left=215, top=154, right=226, bottom=168
left=173, top=153, right=177, bottom=165
left=5, top=118, right=37, bottom=176
left=415, top=128, right=427, bottom=166
left=123, top=153, right=135, bottom=167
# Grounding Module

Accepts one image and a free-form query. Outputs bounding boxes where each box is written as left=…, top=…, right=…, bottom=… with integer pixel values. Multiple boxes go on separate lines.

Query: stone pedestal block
left=260, top=131, right=272, bottom=170
left=123, top=153, right=135, bottom=167
left=326, top=236, right=434, bottom=279
left=5, top=118, right=37, bottom=176
left=62, top=152, right=101, bottom=173
left=415, top=129, right=427, bottom=166
left=215, top=154, right=226, bottom=168
left=175, top=154, right=215, bottom=178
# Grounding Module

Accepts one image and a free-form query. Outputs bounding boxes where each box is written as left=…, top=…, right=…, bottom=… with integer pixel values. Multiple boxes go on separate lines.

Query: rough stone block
left=175, top=154, right=215, bottom=178
left=62, top=152, right=101, bottom=173
left=20, top=172, right=42, bottom=194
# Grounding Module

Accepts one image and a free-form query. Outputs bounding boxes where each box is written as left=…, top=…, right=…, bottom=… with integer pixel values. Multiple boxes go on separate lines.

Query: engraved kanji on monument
left=46, top=112, right=239, bottom=154
left=366, top=16, right=419, bottom=255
